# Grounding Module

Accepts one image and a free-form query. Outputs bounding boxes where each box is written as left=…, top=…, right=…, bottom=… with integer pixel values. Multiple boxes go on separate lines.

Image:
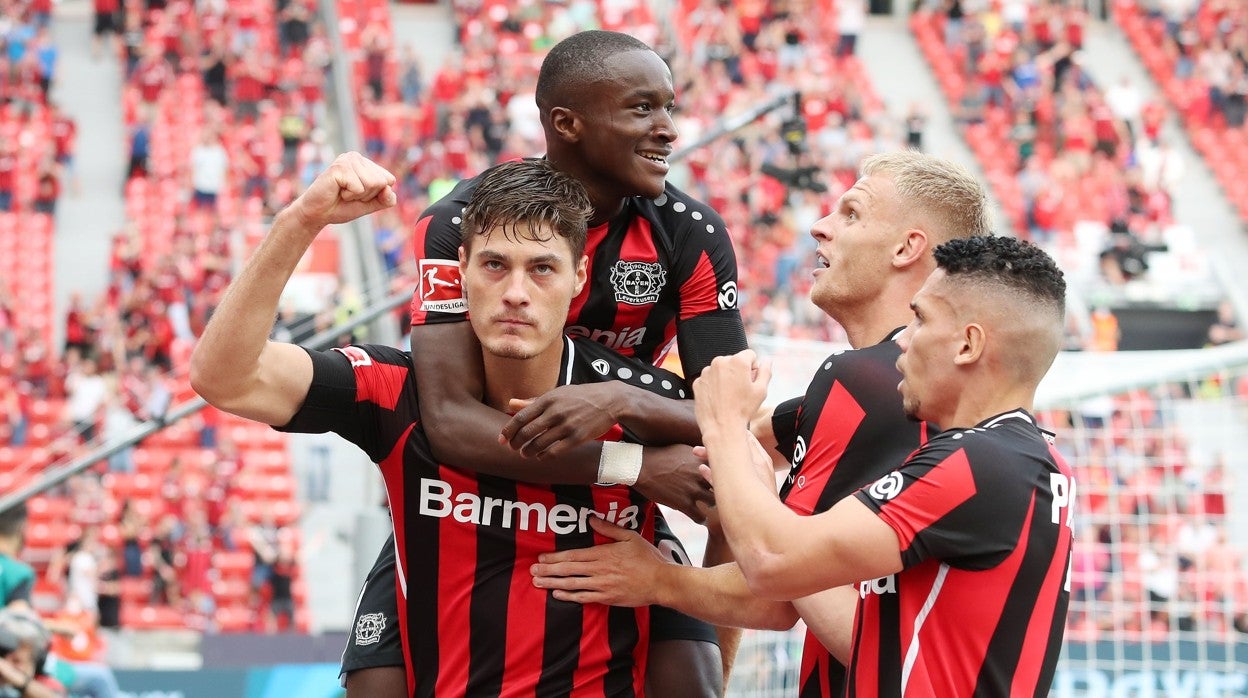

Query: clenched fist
left=287, top=152, right=398, bottom=230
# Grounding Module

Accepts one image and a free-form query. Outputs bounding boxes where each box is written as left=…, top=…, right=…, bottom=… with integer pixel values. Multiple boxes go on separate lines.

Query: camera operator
left=1098, top=218, right=1167, bottom=284
left=0, top=610, right=64, bottom=698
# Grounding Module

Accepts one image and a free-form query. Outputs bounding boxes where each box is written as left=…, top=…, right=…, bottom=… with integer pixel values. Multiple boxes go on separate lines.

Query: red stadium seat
left=213, top=551, right=254, bottom=581
left=214, top=605, right=257, bottom=633
left=122, top=605, right=186, bottom=630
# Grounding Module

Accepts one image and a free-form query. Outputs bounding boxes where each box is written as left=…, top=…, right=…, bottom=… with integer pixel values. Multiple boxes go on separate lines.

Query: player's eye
left=532, top=264, right=555, bottom=275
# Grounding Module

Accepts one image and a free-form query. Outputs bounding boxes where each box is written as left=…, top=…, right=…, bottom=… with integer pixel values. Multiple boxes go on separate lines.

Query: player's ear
left=893, top=228, right=929, bottom=269
left=549, top=106, right=581, bottom=143
left=956, top=322, right=985, bottom=366
left=458, top=244, right=468, bottom=271
left=573, top=254, right=588, bottom=296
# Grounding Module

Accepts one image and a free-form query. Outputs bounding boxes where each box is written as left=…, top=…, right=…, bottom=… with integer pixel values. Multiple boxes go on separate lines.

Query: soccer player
left=532, top=151, right=991, bottom=696
left=695, top=235, right=1074, bottom=697
left=347, top=29, right=747, bottom=697
left=191, top=156, right=718, bottom=696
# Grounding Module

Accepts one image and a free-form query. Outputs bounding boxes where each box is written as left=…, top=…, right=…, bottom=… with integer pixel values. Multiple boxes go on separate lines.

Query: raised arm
left=695, top=351, right=904, bottom=601
left=190, top=153, right=396, bottom=425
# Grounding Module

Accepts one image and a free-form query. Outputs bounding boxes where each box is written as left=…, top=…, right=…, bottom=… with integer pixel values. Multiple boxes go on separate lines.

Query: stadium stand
left=1113, top=0, right=1248, bottom=223
left=5, top=0, right=1248, bottom=692
left=0, top=0, right=321, bottom=636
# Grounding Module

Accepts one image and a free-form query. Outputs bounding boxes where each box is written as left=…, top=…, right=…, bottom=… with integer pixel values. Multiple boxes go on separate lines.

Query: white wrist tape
left=597, top=441, right=644, bottom=486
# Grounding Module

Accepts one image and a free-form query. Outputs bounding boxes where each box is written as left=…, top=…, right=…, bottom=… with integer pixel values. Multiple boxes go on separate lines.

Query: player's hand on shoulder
left=501, top=383, right=622, bottom=458
left=288, top=152, right=397, bottom=230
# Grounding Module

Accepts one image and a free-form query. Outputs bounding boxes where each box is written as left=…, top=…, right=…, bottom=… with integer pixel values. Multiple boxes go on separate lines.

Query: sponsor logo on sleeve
left=867, top=472, right=904, bottom=501
left=718, top=281, right=738, bottom=310
left=419, top=259, right=466, bottom=313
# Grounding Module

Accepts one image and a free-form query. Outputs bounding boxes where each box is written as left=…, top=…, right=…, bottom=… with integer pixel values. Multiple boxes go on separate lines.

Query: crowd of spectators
left=1114, top=0, right=1248, bottom=223
left=1044, top=377, right=1248, bottom=640
left=914, top=0, right=1181, bottom=288
left=1, top=0, right=317, bottom=636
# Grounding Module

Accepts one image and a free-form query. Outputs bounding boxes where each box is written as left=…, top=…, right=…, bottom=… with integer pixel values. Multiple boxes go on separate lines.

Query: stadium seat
left=213, top=551, right=254, bottom=581
left=214, top=605, right=256, bottom=633
left=121, top=605, right=186, bottom=630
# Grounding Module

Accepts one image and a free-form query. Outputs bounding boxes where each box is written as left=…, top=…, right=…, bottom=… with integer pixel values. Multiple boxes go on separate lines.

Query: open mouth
left=638, top=152, right=669, bottom=170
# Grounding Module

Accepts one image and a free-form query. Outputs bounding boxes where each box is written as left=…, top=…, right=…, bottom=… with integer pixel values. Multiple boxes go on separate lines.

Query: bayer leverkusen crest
left=610, top=261, right=666, bottom=305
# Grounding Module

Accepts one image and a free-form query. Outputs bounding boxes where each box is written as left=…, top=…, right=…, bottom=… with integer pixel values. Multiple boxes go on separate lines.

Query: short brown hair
left=860, top=151, right=993, bottom=242
left=460, top=160, right=593, bottom=259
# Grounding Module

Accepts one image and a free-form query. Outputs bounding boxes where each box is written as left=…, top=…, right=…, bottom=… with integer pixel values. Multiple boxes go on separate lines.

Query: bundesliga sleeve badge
left=419, top=259, right=467, bottom=313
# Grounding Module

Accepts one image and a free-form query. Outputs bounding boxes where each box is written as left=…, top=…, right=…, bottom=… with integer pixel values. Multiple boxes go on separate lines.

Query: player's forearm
left=792, top=586, right=859, bottom=665
left=652, top=562, right=798, bottom=631
left=615, top=386, right=700, bottom=445
left=423, top=394, right=604, bottom=484
left=702, top=531, right=743, bottom=689
left=190, top=208, right=315, bottom=415
left=701, top=426, right=805, bottom=600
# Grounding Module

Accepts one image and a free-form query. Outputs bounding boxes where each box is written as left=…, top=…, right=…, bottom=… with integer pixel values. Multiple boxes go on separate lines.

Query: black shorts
left=340, top=539, right=406, bottom=681
left=339, top=511, right=717, bottom=678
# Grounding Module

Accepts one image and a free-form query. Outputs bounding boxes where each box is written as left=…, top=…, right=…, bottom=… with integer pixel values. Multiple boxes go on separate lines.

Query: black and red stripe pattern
left=848, top=410, right=1074, bottom=697
left=279, top=339, right=690, bottom=696
left=408, top=167, right=746, bottom=373
left=773, top=335, right=931, bottom=698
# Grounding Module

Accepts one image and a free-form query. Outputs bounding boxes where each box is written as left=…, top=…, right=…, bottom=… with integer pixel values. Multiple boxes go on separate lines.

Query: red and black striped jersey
left=409, top=168, right=745, bottom=374
left=279, top=337, right=694, bottom=697
left=848, top=410, right=1075, bottom=698
left=772, top=333, right=934, bottom=698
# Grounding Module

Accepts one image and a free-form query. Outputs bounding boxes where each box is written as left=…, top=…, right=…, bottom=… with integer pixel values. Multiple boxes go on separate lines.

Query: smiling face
left=564, top=49, right=678, bottom=202
left=460, top=224, right=588, bottom=362
left=894, top=270, right=964, bottom=424
left=808, top=174, right=907, bottom=318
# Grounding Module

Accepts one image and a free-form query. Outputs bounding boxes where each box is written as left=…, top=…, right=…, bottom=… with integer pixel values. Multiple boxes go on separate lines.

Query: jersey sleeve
left=670, top=205, right=747, bottom=377
left=408, top=186, right=472, bottom=327
left=853, top=436, right=1033, bottom=571
left=770, top=396, right=802, bottom=458
left=275, top=345, right=416, bottom=463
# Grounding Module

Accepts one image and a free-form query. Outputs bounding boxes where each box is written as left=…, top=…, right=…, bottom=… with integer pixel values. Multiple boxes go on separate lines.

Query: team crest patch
left=610, top=261, right=666, bottom=305
left=419, top=259, right=466, bottom=313
left=355, top=613, right=387, bottom=646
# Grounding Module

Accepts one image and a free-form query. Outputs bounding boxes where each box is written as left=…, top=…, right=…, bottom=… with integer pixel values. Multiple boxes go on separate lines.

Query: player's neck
left=940, top=380, right=1037, bottom=431
left=480, top=345, right=565, bottom=413
left=542, top=154, right=626, bottom=226
left=839, top=303, right=914, bottom=350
